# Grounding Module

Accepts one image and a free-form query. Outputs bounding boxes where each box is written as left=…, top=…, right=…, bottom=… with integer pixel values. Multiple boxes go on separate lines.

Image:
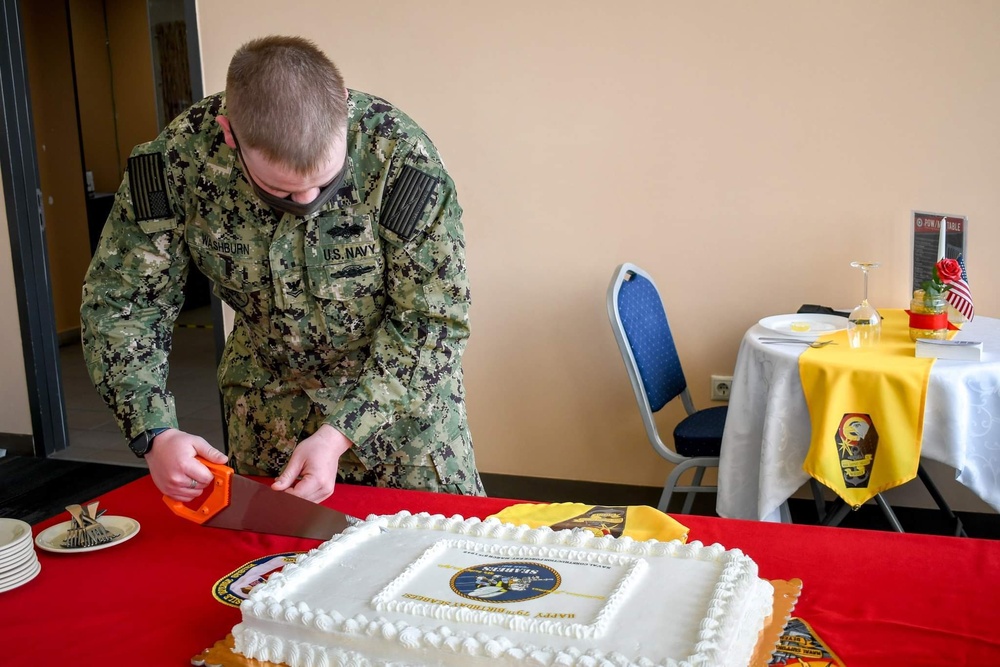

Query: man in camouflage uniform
left=80, top=36, right=484, bottom=503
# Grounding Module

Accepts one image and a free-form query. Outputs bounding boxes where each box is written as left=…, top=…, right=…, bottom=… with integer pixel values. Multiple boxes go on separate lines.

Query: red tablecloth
left=5, top=475, right=999, bottom=665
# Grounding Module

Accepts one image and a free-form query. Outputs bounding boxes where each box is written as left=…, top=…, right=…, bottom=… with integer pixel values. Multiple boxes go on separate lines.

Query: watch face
left=128, top=432, right=151, bottom=457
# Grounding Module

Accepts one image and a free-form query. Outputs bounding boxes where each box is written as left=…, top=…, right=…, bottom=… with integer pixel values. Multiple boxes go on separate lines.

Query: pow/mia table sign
left=912, top=210, right=967, bottom=292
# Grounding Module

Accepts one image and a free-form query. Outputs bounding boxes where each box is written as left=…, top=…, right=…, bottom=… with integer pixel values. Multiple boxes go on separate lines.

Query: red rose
left=936, top=258, right=962, bottom=283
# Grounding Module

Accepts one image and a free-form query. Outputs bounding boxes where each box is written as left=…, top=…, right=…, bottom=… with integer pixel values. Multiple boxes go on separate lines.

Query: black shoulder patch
left=382, top=165, right=439, bottom=239
left=127, top=153, right=170, bottom=221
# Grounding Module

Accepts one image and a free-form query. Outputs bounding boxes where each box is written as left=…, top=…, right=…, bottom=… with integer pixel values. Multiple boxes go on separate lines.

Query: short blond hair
left=226, top=35, right=347, bottom=174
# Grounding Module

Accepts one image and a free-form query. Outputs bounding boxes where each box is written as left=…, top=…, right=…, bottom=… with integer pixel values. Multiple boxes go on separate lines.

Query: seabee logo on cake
left=450, top=561, right=561, bottom=603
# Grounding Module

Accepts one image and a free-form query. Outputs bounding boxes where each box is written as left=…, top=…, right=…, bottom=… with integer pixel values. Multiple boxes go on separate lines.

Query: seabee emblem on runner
left=835, top=413, right=879, bottom=488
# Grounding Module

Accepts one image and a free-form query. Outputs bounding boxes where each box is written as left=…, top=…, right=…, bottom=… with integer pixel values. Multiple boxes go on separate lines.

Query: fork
left=62, top=503, right=120, bottom=548
left=758, top=338, right=836, bottom=348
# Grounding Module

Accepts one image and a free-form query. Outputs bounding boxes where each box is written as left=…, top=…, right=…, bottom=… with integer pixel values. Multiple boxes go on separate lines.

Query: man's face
left=216, top=114, right=347, bottom=217
left=238, top=139, right=346, bottom=206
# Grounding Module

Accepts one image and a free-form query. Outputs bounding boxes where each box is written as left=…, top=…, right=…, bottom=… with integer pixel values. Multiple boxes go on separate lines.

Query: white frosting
left=234, top=511, right=774, bottom=667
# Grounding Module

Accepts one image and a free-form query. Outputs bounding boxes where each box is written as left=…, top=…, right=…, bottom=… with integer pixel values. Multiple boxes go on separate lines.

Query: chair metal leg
left=874, top=494, right=905, bottom=533
left=657, top=463, right=685, bottom=513
left=817, top=466, right=968, bottom=536
left=824, top=494, right=904, bottom=531
left=660, top=460, right=719, bottom=514
left=809, top=478, right=827, bottom=523
left=821, top=499, right=852, bottom=527
left=917, top=465, right=968, bottom=537
left=681, top=467, right=706, bottom=515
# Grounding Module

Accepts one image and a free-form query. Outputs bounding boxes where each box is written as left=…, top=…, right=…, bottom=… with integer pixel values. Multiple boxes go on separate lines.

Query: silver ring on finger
left=189, top=478, right=198, bottom=489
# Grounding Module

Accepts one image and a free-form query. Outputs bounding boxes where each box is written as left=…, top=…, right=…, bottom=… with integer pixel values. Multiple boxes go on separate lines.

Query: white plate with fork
left=34, top=516, right=140, bottom=554
left=758, top=313, right=848, bottom=338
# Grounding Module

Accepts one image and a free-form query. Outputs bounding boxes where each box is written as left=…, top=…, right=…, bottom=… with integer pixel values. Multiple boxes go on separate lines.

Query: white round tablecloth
left=718, top=316, right=1000, bottom=521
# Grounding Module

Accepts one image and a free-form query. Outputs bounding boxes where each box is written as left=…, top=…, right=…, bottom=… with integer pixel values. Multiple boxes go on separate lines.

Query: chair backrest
left=607, top=263, right=693, bottom=417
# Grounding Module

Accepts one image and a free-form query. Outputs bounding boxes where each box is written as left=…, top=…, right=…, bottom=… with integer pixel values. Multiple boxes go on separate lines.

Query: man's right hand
left=143, top=428, right=229, bottom=501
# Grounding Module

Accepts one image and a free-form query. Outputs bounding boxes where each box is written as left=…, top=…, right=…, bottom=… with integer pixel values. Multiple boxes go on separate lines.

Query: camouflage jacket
left=80, top=91, right=472, bottom=476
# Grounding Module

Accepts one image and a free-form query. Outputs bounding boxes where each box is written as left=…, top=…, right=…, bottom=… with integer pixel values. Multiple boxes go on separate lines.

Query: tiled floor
left=52, top=307, right=225, bottom=468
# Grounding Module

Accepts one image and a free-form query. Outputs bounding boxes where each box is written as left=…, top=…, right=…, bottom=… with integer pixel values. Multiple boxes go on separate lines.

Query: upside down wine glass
left=847, top=261, right=881, bottom=348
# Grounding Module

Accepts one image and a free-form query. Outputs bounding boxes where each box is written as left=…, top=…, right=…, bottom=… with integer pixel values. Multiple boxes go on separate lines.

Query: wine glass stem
left=862, top=269, right=869, bottom=303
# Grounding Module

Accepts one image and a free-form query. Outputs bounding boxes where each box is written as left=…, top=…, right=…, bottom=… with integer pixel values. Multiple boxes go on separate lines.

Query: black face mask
left=232, top=133, right=347, bottom=218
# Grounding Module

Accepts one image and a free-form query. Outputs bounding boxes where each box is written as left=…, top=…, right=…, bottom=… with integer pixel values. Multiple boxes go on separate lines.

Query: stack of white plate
left=0, top=518, right=41, bottom=593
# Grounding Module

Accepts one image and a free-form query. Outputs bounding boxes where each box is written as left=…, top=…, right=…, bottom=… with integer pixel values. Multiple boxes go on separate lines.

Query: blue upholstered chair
left=607, top=263, right=728, bottom=514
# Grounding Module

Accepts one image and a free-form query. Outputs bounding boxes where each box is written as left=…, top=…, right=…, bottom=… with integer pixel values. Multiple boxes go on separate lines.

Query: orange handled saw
left=164, top=458, right=355, bottom=540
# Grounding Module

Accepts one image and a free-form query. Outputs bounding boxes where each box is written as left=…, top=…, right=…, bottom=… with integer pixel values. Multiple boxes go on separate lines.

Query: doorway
left=0, top=0, right=224, bottom=465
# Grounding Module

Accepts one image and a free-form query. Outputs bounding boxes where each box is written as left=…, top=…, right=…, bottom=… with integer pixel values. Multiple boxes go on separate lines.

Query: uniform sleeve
left=322, top=157, right=471, bottom=465
left=80, top=147, right=190, bottom=441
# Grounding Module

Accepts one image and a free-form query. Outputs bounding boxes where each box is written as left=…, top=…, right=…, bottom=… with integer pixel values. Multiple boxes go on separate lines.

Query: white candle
left=937, top=217, right=947, bottom=260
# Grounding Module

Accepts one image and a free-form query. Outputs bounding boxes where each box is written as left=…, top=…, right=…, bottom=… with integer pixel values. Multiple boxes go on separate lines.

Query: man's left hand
left=271, top=424, right=353, bottom=503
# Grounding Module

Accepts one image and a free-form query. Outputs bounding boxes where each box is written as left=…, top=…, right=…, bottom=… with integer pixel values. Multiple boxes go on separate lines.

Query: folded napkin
left=797, top=304, right=851, bottom=319
left=488, top=502, right=689, bottom=543
left=799, top=310, right=932, bottom=508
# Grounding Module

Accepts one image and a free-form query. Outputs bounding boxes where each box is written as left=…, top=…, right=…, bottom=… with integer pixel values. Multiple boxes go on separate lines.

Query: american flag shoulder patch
left=127, top=153, right=170, bottom=221
left=382, top=165, right=439, bottom=239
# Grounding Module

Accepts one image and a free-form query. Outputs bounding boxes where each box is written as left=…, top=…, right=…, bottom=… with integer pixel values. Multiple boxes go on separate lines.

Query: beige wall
left=194, top=1, right=1000, bottom=501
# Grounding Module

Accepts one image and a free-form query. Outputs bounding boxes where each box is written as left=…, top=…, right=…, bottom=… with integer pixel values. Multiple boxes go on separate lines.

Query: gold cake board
left=192, top=578, right=803, bottom=667
left=751, top=578, right=803, bottom=666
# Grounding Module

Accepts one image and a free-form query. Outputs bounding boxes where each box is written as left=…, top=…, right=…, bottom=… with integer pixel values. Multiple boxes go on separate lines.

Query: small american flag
left=945, top=253, right=975, bottom=321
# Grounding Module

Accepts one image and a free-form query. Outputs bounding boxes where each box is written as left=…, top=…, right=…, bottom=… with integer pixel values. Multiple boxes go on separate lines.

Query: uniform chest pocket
left=187, top=232, right=271, bottom=294
left=187, top=169, right=276, bottom=296
left=306, top=255, right=385, bottom=340
left=186, top=226, right=274, bottom=321
left=306, top=256, right=382, bottom=299
left=305, top=212, right=383, bottom=301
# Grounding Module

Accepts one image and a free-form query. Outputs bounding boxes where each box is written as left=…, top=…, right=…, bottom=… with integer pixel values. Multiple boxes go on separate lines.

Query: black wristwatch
left=128, top=427, right=170, bottom=458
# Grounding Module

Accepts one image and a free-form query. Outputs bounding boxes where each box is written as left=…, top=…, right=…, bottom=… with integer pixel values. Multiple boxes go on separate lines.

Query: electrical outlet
left=710, top=375, right=733, bottom=401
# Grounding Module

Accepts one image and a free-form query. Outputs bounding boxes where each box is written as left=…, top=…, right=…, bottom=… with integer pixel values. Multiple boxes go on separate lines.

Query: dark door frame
left=0, top=0, right=216, bottom=457
left=0, top=0, right=64, bottom=456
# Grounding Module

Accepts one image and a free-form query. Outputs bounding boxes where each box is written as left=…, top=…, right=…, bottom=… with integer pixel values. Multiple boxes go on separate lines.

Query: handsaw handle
left=163, top=457, right=233, bottom=524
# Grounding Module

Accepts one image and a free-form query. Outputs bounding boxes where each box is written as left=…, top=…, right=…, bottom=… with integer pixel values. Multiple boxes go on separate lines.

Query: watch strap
left=128, top=427, right=170, bottom=458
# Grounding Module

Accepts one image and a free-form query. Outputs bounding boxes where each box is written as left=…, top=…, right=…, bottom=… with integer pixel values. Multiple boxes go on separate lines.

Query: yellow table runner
left=489, top=502, right=689, bottom=542
left=799, top=309, right=934, bottom=508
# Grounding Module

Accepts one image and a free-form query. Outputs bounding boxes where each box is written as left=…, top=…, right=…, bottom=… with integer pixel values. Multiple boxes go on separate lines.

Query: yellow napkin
left=488, top=502, right=689, bottom=543
left=799, top=310, right=933, bottom=508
